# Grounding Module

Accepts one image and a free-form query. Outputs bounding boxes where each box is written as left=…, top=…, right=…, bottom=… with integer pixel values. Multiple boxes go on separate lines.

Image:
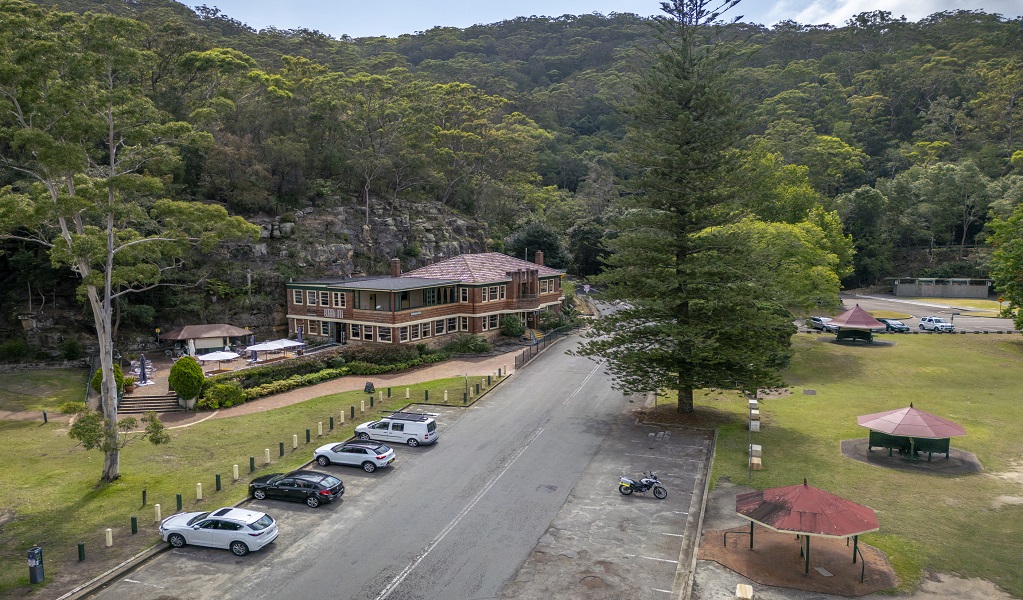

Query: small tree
left=69, top=410, right=169, bottom=453
left=91, top=365, right=125, bottom=394
left=500, top=315, right=526, bottom=338
left=169, top=357, right=204, bottom=401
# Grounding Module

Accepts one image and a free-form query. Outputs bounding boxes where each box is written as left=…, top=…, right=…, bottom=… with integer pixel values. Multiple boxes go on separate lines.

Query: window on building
left=447, top=317, right=457, bottom=333
left=435, top=319, right=445, bottom=335
left=364, top=326, right=374, bottom=341
left=320, top=321, right=330, bottom=335
left=399, top=327, right=408, bottom=342
left=489, top=315, right=499, bottom=329
left=331, top=292, right=345, bottom=308
left=481, top=287, right=489, bottom=302
left=351, top=324, right=361, bottom=339
left=379, top=327, right=392, bottom=342
left=319, top=291, right=328, bottom=306
left=293, top=290, right=303, bottom=305
left=499, top=285, right=506, bottom=300
left=489, top=286, right=498, bottom=301
left=460, top=316, right=469, bottom=331
left=425, top=288, right=437, bottom=305
left=459, top=287, right=468, bottom=302
left=410, top=324, right=420, bottom=340
left=306, top=290, right=316, bottom=305
left=421, top=322, right=431, bottom=337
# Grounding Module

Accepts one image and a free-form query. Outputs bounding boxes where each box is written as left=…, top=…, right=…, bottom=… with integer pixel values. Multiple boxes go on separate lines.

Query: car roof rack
left=383, top=411, right=438, bottom=422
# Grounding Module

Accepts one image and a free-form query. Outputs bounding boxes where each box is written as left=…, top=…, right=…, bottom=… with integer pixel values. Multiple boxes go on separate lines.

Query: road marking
left=623, top=553, right=679, bottom=564
left=374, top=426, right=546, bottom=600
left=653, top=588, right=673, bottom=594
left=122, top=579, right=166, bottom=589
left=562, top=360, right=605, bottom=405
left=661, top=532, right=684, bottom=537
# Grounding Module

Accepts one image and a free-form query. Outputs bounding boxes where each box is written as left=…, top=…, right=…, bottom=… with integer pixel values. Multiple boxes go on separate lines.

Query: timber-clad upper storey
left=286, top=252, right=564, bottom=345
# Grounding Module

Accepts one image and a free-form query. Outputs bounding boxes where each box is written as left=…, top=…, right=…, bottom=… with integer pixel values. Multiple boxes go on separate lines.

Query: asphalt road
left=836, top=293, right=1016, bottom=332
left=92, top=336, right=629, bottom=600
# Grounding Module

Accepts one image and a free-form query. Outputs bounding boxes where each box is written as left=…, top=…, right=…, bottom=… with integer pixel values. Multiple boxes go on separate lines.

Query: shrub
left=60, top=401, right=88, bottom=415
left=500, top=315, right=525, bottom=338
left=60, top=338, right=82, bottom=360
left=444, top=334, right=492, bottom=354
left=204, top=382, right=245, bottom=409
left=169, top=356, right=204, bottom=400
left=90, top=364, right=125, bottom=393
left=0, top=338, right=29, bottom=361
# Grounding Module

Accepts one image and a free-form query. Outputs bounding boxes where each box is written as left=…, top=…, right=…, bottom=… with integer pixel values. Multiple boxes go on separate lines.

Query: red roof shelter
left=858, top=403, right=966, bottom=460
left=735, top=479, right=880, bottom=576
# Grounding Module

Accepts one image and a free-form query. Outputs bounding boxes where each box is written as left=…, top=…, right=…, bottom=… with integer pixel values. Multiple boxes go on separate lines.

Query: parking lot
left=500, top=412, right=714, bottom=600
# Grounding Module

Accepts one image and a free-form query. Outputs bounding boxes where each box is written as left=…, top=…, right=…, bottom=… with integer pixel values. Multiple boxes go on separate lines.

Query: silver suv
left=314, top=440, right=396, bottom=472
left=919, top=316, right=955, bottom=332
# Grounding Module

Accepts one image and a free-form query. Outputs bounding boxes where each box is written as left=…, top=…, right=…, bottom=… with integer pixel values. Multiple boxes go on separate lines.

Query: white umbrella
left=198, top=350, right=240, bottom=370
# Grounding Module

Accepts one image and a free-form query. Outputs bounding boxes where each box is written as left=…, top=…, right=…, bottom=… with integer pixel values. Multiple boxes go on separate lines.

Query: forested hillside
left=2, top=0, right=1023, bottom=353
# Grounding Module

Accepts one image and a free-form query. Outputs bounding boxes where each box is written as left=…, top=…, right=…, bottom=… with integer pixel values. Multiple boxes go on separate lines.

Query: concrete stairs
left=119, top=393, right=181, bottom=414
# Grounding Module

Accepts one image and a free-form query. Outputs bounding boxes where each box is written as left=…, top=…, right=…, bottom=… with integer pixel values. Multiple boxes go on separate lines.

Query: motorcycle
left=618, top=471, right=667, bottom=499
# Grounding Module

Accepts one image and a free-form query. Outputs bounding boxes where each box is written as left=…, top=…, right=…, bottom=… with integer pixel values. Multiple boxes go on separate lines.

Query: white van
left=355, top=412, right=439, bottom=447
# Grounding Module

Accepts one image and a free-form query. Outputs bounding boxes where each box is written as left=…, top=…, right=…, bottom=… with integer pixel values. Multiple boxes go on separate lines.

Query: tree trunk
left=677, top=385, right=694, bottom=414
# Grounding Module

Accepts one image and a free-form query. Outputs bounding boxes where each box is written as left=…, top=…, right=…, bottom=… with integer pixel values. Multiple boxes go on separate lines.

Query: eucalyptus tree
left=0, top=2, right=259, bottom=481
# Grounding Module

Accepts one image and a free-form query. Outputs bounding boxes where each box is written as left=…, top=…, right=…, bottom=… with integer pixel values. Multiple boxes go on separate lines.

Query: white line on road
left=562, top=360, right=605, bottom=405
left=122, top=579, right=166, bottom=589
left=661, top=532, right=684, bottom=537
left=653, top=588, right=673, bottom=594
left=374, top=426, right=546, bottom=600
left=623, top=553, right=679, bottom=564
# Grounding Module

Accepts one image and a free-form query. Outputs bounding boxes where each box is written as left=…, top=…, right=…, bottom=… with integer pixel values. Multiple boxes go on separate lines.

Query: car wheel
left=357, top=433, right=371, bottom=440
left=306, top=495, right=321, bottom=508
left=230, top=541, right=249, bottom=556
left=316, top=456, right=330, bottom=467
left=362, top=461, right=377, bottom=473
left=406, top=438, right=419, bottom=447
left=253, top=489, right=267, bottom=500
left=168, top=533, right=186, bottom=548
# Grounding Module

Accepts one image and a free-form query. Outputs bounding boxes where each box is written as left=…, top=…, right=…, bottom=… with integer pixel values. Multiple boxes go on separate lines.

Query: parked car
left=918, top=316, right=955, bottom=332
left=314, top=440, right=396, bottom=472
left=877, top=318, right=910, bottom=333
left=248, top=470, right=344, bottom=507
left=808, top=316, right=837, bottom=332
left=160, top=507, right=278, bottom=556
left=355, top=411, right=439, bottom=446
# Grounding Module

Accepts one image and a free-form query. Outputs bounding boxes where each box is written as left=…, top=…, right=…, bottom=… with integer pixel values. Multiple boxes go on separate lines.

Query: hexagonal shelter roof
left=857, top=403, right=966, bottom=439
left=827, top=304, right=885, bottom=331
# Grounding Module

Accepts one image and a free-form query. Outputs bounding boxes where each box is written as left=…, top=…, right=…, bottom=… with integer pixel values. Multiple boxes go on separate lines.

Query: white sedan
left=160, top=507, right=278, bottom=556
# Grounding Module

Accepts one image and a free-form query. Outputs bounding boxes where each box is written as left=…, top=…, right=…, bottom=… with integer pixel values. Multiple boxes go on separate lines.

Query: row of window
left=294, top=317, right=473, bottom=343
left=290, top=280, right=557, bottom=308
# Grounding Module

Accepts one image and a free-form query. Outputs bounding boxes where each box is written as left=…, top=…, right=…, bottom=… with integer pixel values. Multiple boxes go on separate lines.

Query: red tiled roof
left=401, top=252, right=563, bottom=284
left=736, top=479, right=879, bottom=538
left=828, top=304, right=885, bottom=330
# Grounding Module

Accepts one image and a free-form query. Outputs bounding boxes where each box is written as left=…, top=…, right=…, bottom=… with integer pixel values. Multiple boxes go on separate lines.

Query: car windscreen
left=187, top=512, right=210, bottom=526
left=248, top=514, right=274, bottom=531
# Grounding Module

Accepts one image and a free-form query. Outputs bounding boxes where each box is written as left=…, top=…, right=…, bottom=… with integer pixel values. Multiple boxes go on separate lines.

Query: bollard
left=463, top=392, right=467, bottom=404
left=306, top=429, right=310, bottom=444
left=197, top=483, right=202, bottom=500
left=105, top=528, right=113, bottom=547
left=265, top=448, right=271, bottom=464
left=340, top=411, right=345, bottom=424
left=216, top=473, right=222, bottom=491
left=444, top=390, right=448, bottom=402
left=330, top=417, right=334, bottom=430
left=387, top=387, right=391, bottom=398
left=154, top=504, right=161, bottom=522
left=405, top=388, right=410, bottom=399
left=250, top=456, right=255, bottom=472
left=378, top=390, right=383, bottom=404
left=499, top=368, right=502, bottom=377
left=131, top=516, right=138, bottom=534
left=176, top=494, right=182, bottom=511
left=488, top=375, right=491, bottom=386
left=280, top=442, right=285, bottom=457
left=425, top=390, right=429, bottom=402
left=293, top=434, right=298, bottom=449
left=142, top=489, right=147, bottom=506
left=476, top=383, right=480, bottom=395
left=318, top=422, right=323, bottom=436
left=42, top=410, right=47, bottom=424
left=28, top=546, right=43, bottom=583
left=370, top=395, right=374, bottom=408
left=350, top=406, right=355, bottom=419
left=360, top=400, right=365, bottom=413
left=233, top=464, right=239, bottom=481
left=504, top=364, right=507, bottom=375
left=78, top=543, right=85, bottom=562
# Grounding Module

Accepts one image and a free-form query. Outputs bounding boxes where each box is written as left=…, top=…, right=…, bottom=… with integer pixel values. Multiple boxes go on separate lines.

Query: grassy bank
left=698, top=334, right=1023, bottom=597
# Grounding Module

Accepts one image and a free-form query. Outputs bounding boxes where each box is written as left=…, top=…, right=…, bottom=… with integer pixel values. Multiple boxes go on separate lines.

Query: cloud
left=750, top=0, right=1023, bottom=27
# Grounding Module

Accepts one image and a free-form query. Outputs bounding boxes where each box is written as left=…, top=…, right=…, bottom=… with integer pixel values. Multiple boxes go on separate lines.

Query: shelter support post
left=805, top=535, right=810, bottom=575
left=853, top=535, right=858, bottom=563
left=750, top=520, right=754, bottom=549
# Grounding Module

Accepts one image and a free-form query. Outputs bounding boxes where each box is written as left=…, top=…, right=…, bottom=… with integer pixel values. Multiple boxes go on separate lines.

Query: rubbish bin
left=28, top=546, right=43, bottom=584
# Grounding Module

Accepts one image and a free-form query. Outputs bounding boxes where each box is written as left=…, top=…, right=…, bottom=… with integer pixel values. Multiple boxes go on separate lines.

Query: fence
left=514, top=324, right=580, bottom=369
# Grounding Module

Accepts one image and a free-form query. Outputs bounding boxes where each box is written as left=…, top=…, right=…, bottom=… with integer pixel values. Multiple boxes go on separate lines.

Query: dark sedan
left=249, top=470, right=344, bottom=508
left=877, top=318, right=910, bottom=332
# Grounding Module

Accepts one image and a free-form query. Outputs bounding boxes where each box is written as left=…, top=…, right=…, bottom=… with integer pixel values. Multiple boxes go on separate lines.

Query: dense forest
left=2, top=0, right=1023, bottom=351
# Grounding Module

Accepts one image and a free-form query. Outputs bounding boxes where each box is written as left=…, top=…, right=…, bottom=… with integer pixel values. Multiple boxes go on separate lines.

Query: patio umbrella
left=197, top=350, right=240, bottom=371
left=187, top=339, right=196, bottom=356
left=857, top=403, right=966, bottom=439
left=138, top=354, right=148, bottom=385
left=735, top=479, right=879, bottom=575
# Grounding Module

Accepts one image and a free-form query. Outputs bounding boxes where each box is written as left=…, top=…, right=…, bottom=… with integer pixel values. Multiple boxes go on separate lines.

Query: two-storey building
left=285, top=251, right=565, bottom=346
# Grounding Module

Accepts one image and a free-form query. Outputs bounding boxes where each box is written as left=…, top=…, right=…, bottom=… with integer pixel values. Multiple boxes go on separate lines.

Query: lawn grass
left=697, top=334, right=1023, bottom=597
left=0, top=374, right=500, bottom=594
left=0, top=368, right=88, bottom=412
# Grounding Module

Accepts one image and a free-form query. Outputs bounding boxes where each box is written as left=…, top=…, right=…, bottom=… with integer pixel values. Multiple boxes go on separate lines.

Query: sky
left=182, top=0, right=1023, bottom=39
